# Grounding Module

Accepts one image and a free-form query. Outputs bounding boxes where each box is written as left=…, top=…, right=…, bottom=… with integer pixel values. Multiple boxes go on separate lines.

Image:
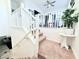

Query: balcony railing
left=37, top=13, right=64, bottom=28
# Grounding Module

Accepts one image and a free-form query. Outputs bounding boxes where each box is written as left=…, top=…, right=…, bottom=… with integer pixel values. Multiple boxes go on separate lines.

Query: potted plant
left=62, top=9, right=78, bottom=29
left=62, top=9, right=78, bottom=34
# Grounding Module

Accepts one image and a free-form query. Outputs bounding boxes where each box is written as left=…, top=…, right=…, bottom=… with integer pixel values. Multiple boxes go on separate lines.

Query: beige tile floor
left=0, top=39, right=37, bottom=59
left=0, top=45, right=9, bottom=56
left=39, top=40, right=75, bottom=59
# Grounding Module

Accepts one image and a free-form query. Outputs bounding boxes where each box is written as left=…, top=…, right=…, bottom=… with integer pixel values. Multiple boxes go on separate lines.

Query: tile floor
left=0, top=45, right=10, bottom=59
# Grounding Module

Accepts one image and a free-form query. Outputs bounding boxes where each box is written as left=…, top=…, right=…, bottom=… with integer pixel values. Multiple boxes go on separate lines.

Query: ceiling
left=11, top=0, right=70, bottom=13
left=32, top=0, right=70, bottom=11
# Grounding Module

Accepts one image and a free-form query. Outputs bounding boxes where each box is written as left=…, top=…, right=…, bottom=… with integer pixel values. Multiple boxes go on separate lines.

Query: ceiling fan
left=43, top=0, right=56, bottom=8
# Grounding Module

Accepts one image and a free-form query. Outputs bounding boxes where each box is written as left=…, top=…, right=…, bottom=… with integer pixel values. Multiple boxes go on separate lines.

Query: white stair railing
left=10, top=8, right=22, bottom=28
left=6, top=7, right=39, bottom=58
left=10, top=7, right=39, bottom=46
left=10, top=7, right=39, bottom=31
left=21, top=8, right=37, bottom=32
left=38, top=13, right=64, bottom=28
left=21, top=8, right=39, bottom=45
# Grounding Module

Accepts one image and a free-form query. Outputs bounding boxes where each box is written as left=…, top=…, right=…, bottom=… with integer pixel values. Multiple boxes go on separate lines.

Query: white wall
left=72, top=21, right=79, bottom=59
left=22, top=0, right=42, bottom=13
left=10, top=28, right=25, bottom=47
left=40, top=28, right=73, bottom=43
left=11, top=36, right=38, bottom=58
left=40, top=28, right=62, bottom=43
left=11, top=0, right=20, bottom=10
left=70, top=0, right=79, bottom=59
left=0, top=0, right=11, bottom=36
left=10, top=27, right=38, bottom=57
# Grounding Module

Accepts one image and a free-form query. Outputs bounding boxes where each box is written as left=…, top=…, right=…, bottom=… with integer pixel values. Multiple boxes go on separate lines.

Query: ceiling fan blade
left=47, top=6, right=49, bottom=8
left=51, top=1, right=56, bottom=3
left=51, top=4, right=54, bottom=7
left=47, top=0, right=50, bottom=4
left=43, top=0, right=55, bottom=8
left=43, top=4, right=48, bottom=6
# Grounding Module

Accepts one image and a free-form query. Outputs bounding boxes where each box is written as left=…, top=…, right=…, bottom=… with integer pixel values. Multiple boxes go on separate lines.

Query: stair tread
left=39, top=33, right=43, bottom=37
left=38, top=52, right=46, bottom=59
left=39, top=36, right=46, bottom=42
left=38, top=54, right=46, bottom=59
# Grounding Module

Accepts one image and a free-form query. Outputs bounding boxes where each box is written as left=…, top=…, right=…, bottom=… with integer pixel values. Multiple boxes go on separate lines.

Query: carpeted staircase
left=38, top=30, right=75, bottom=59
left=38, top=30, right=47, bottom=59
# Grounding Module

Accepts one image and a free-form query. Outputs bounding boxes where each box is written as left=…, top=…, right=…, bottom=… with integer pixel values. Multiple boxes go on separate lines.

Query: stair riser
left=39, top=33, right=43, bottom=37
left=38, top=54, right=46, bottom=59
left=39, top=37, right=46, bottom=44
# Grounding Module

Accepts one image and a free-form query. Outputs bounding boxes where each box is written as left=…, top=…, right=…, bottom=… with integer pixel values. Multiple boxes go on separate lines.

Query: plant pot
left=62, top=27, right=73, bottom=35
